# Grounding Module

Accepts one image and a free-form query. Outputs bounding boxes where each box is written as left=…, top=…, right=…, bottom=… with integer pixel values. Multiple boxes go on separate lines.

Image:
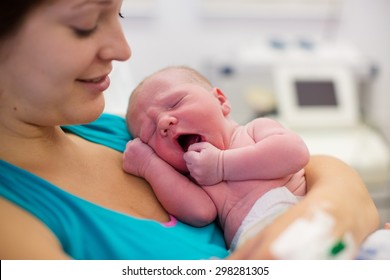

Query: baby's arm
left=123, top=138, right=217, bottom=226
left=223, top=118, right=310, bottom=181
left=185, top=118, right=309, bottom=185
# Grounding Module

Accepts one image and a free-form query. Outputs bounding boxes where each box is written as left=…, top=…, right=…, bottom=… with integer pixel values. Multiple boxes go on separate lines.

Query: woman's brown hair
left=0, top=0, right=49, bottom=40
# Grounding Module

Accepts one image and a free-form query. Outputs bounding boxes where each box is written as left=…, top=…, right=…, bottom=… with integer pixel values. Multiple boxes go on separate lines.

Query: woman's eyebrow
left=72, top=0, right=113, bottom=9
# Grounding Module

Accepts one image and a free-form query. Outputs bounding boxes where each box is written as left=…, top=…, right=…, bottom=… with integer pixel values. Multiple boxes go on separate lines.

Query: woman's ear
left=213, top=87, right=231, bottom=116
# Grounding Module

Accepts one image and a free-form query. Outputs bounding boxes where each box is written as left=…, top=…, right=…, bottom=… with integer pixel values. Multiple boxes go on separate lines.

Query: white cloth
left=230, top=186, right=300, bottom=251
left=357, top=229, right=390, bottom=259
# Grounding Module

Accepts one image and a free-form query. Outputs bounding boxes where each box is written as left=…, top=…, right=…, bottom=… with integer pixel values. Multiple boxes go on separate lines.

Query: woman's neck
left=0, top=121, right=71, bottom=166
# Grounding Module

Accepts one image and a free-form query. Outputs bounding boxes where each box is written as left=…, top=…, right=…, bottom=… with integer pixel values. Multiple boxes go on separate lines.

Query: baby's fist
left=123, top=138, right=156, bottom=177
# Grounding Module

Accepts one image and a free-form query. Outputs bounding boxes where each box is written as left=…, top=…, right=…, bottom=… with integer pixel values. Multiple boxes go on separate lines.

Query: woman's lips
left=77, top=75, right=110, bottom=93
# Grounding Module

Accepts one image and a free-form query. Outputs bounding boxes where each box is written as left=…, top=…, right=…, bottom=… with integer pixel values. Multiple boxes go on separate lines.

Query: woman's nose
left=98, top=21, right=131, bottom=62
left=158, top=114, right=177, bottom=136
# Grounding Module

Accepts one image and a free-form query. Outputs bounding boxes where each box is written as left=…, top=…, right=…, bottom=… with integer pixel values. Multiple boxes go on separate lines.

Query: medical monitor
left=274, top=65, right=359, bottom=128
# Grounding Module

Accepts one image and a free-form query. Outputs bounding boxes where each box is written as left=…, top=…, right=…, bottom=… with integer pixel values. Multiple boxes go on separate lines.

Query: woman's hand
left=229, top=155, right=380, bottom=259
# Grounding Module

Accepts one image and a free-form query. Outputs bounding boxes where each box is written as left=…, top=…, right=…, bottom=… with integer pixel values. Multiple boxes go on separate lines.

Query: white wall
left=120, top=0, right=340, bottom=79
left=337, top=0, right=390, bottom=141
left=117, top=0, right=390, bottom=141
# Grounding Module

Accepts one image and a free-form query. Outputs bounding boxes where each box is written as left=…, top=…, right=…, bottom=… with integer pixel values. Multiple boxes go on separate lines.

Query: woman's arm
left=0, top=197, right=71, bottom=259
left=229, top=155, right=380, bottom=259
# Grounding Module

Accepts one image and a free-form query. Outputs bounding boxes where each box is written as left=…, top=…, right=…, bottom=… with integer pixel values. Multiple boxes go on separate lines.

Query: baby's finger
left=187, top=142, right=208, bottom=152
left=183, top=150, right=200, bottom=163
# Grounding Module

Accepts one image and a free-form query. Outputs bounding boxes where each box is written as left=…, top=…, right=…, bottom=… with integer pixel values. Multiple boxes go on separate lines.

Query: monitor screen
left=294, top=80, right=338, bottom=107
left=274, top=65, right=359, bottom=128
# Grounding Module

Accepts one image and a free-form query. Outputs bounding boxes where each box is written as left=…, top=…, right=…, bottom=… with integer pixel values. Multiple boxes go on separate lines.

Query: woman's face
left=0, top=0, right=131, bottom=126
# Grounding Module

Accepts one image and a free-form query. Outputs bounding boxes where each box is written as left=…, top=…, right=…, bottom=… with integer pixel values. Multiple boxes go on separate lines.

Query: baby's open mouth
left=177, top=134, right=202, bottom=152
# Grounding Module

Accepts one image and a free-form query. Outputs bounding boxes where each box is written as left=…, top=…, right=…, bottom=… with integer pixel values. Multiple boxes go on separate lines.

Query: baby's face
left=127, top=70, right=230, bottom=173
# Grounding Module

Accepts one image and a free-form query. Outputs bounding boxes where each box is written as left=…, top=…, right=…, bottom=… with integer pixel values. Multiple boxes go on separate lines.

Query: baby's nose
left=158, top=115, right=177, bottom=136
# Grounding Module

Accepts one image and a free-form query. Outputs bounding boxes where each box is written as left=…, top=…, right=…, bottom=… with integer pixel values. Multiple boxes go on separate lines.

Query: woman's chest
left=33, top=140, right=170, bottom=223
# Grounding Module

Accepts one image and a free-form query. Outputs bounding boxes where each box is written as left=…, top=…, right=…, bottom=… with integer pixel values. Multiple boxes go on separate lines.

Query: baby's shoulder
left=247, top=117, right=283, bottom=129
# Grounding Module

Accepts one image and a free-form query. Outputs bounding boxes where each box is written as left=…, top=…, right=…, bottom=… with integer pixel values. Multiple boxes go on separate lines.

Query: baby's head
left=126, top=66, right=216, bottom=136
left=125, top=65, right=232, bottom=173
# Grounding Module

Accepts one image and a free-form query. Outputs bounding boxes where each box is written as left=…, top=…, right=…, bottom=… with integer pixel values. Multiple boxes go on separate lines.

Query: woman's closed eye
left=73, top=26, right=98, bottom=38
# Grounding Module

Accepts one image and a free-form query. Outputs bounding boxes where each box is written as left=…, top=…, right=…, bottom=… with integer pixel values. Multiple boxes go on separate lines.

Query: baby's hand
left=123, top=138, right=156, bottom=178
left=183, top=142, right=223, bottom=186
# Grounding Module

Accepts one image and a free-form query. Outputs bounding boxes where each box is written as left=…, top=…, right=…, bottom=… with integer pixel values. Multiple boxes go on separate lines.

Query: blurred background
left=105, top=0, right=390, bottom=226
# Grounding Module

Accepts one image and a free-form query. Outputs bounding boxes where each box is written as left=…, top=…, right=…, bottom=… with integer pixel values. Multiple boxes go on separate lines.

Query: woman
left=0, top=0, right=379, bottom=259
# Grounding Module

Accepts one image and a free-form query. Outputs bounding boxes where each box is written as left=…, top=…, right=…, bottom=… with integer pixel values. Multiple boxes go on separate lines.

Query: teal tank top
left=0, top=114, right=228, bottom=260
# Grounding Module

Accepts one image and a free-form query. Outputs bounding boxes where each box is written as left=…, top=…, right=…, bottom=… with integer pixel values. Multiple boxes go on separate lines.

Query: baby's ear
left=213, top=87, right=231, bottom=116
